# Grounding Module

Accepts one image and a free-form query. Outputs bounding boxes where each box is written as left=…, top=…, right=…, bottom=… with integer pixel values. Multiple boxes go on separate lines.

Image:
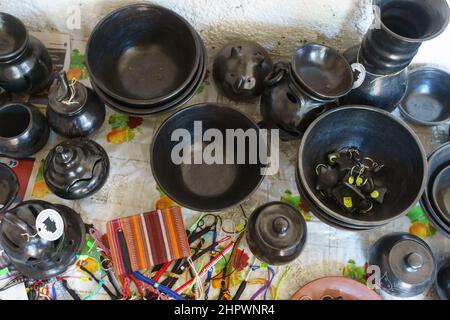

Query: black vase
left=0, top=13, right=53, bottom=93
left=341, top=0, right=450, bottom=112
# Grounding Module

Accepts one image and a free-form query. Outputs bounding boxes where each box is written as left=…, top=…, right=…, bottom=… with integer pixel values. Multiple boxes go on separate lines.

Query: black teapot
left=0, top=13, right=52, bottom=94
left=213, top=41, right=273, bottom=101
left=47, top=71, right=105, bottom=138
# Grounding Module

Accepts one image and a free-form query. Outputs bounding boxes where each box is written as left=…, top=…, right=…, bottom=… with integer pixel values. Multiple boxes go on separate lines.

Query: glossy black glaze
left=360, top=0, right=450, bottom=75
left=340, top=46, right=408, bottom=112
left=260, top=62, right=336, bottom=140
left=369, top=233, right=436, bottom=297
left=90, top=35, right=207, bottom=116
left=86, top=4, right=201, bottom=105
left=420, top=142, right=450, bottom=237
left=47, top=72, right=105, bottom=138
left=151, top=103, right=265, bottom=212
left=436, top=257, right=450, bottom=300
left=399, top=67, right=450, bottom=126
left=0, top=102, right=49, bottom=158
left=0, top=200, right=85, bottom=280
left=0, top=162, right=19, bottom=214
left=0, top=13, right=53, bottom=93
left=44, top=139, right=110, bottom=200
left=213, top=40, right=273, bottom=101
left=432, top=167, right=450, bottom=225
left=246, top=202, right=307, bottom=265
left=297, top=106, right=427, bottom=228
left=0, top=88, right=11, bottom=105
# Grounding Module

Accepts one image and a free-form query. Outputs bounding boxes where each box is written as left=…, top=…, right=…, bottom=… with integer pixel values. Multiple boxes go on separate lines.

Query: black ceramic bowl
left=0, top=163, right=19, bottom=214
left=86, top=4, right=201, bottom=105
left=151, top=104, right=265, bottom=211
left=90, top=35, right=206, bottom=116
left=432, top=166, right=450, bottom=225
left=291, top=43, right=354, bottom=100
left=399, top=67, right=450, bottom=126
left=298, top=106, right=427, bottom=227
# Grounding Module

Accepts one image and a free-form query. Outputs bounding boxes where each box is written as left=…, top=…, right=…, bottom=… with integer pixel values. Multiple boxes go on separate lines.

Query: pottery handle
left=56, top=71, right=71, bottom=102
left=263, top=62, right=288, bottom=88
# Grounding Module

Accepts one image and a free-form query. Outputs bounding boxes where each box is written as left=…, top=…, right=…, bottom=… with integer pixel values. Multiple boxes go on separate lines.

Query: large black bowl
left=86, top=4, right=201, bottom=105
left=151, top=104, right=265, bottom=211
left=0, top=163, right=19, bottom=214
left=298, top=106, right=427, bottom=227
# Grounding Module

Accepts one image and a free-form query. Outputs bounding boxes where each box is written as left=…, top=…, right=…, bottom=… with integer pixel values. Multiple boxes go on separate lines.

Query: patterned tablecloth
left=6, top=38, right=450, bottom=300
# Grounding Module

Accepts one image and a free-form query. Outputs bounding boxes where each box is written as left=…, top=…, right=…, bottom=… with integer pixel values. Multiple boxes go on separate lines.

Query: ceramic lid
left=246, top=202, right=307, bottom=265
left=48, top=71, right=88, bottom=116
left=44, top=139, right=109, bottom=200
left=388, top=239, right=435, bottom=286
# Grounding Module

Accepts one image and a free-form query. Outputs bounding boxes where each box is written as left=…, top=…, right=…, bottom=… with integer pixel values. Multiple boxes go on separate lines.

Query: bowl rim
left=297, top=105, right=428, bottom=226
left=399, top=66, right=450, bottom=126
left=150, top=103, right=266, bottom=212
left=291, top=43, right=354, bottom=99
left=85, top=3, right=202, bottom=105
left=0, top=162, right=19, bottom=213
left=0, top=12, right=29, bottom=62
left=431, top=165, right=450, bottom=223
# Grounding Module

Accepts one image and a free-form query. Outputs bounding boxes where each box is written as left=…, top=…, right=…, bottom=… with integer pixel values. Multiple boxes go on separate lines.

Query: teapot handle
left=263, top=62, right=289, bottom=87
left=56, top=71, right=71, bottom=102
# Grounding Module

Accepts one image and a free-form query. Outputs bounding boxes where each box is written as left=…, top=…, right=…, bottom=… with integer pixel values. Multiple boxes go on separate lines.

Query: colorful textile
left=107, top=207, right=190, bottom=276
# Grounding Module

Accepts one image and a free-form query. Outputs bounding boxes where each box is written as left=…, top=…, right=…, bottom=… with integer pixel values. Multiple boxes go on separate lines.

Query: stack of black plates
left=420, top=142, right=450, bottom=238
left=86, top=4, right=207, bottom=116
left=296, top=106, right=427, bottom=231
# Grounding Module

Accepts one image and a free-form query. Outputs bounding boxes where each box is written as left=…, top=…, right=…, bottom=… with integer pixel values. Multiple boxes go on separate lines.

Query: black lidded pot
left=0, top=12, right=53, bottom=94
left=246, top=201, right=307, bottom=265
left=369, top=232, right=436, bottom=298
left=46, top=71, right=105, bottom=138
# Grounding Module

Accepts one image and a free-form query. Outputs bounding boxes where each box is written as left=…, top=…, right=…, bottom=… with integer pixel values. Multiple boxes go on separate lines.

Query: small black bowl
left=86, top=4, right=201, bottom=105
left=291, top=43, right=354, bottom=100
left=298, top=106, right=427, bottom=227
left=0, top=163, right=19, bottom=214
left=151, top=103, right=265, bottom=211
left=399, top=67, right=450, bottom=126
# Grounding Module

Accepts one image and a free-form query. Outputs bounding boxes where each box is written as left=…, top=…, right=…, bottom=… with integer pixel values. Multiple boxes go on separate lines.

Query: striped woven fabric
left=106, top=207, right=190, bottom=276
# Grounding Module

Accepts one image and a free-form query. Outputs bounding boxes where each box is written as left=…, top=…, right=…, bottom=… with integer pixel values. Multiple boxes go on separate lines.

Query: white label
left=36, top=209, right=64, bottom=242
left=351, top=63, right=367, bottom=89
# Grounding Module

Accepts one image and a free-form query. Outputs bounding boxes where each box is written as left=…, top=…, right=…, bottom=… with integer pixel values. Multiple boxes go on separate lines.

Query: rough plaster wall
left=0, top=0, right=449, bottom=67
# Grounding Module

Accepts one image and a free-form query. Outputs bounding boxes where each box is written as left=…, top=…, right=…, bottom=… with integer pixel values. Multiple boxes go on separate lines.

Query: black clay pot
left=369, top=233, right=436, bottom=297
left=341, top=0, right=450, bottom=112
left=0, top=13, right=53, bottom=94
left=260, top=61, right=338, bottom=140
left=0, top=162, right=20, bottom=215
left=0, top=200, right=85, bottom=280
left=436, top=257, right=450, bottom=300
left=213, top=40, right=273, bottom=101
left=0, top=102, right=50, bottom=158
left=246, top=202, right=307, bottom=265
left=47, top=71, right=105, bottom=138
left=44, top=139, right=110, bottom=200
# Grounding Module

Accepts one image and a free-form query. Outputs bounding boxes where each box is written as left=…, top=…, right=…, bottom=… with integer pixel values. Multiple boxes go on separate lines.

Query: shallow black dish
left=86, top=4, right=201, bottom=105
left=399, top=67, right=450, bottom=126
left=298, top=106, right=427, bottom=228
left=151, top=103, right=265, bottom=211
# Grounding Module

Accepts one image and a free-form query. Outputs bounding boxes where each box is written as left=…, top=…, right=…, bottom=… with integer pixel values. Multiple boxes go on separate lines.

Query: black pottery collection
left=341, top=0, right=450, bottom=112
left=0, top=200, right=85, bottom=279
left=44, top=139, right=110, bottom=200
left=213, top=40, right=273, bottom=101
left=369, top=233, right=436, bottom=297
left=0, top=12, right=53, bottom=93
left=47, top=71, right=105, bottom=138
left=0, top=1, right=450, bottom=298
left=0, top=102, right=50, bottom=158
